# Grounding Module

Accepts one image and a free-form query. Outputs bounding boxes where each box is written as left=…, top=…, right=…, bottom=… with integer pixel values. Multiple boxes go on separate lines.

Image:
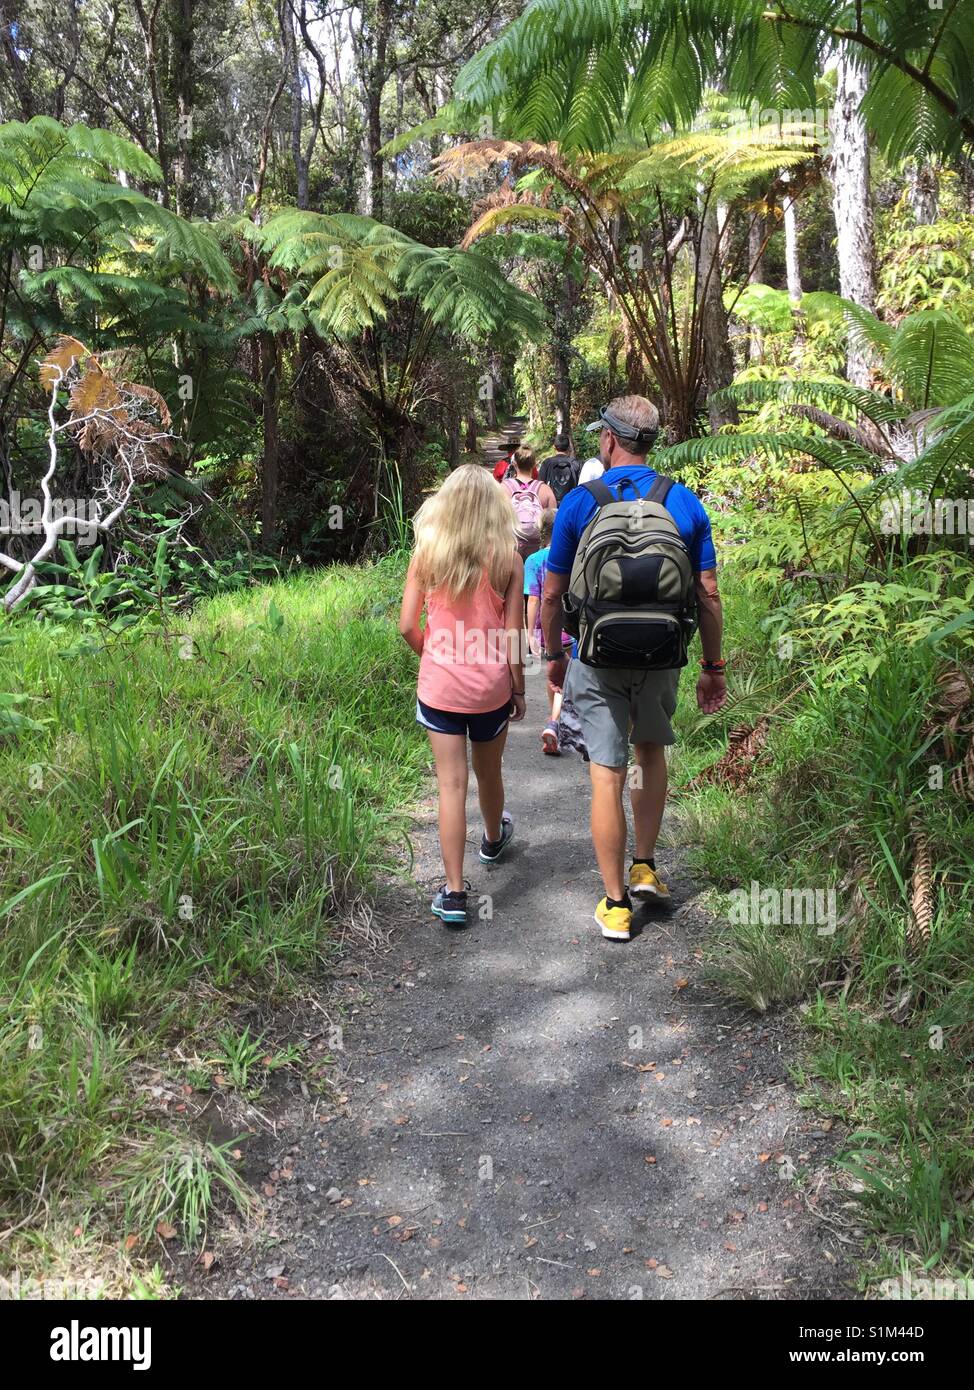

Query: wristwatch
left=700, top=658, right=727, bottom=673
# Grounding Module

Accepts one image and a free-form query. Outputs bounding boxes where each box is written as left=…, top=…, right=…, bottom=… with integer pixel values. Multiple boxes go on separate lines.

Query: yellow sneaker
left=595, top=897, right=633, bottom=942
left=629, top=862, right=670, bottom=900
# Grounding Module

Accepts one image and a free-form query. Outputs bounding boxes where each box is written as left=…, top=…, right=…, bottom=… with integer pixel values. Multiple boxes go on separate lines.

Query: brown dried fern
left=688, top=719, right=769, bottom=790
left=907, top=819, right=934, bottom=955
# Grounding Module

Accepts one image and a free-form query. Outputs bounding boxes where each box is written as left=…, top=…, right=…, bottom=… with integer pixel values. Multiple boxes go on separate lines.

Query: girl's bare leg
left=428, top=730, right=469, bottom=892
left=470, top=726, right=508, bottom=845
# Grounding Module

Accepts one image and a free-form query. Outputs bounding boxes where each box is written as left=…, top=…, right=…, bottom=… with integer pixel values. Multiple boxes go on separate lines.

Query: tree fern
left=461, top=202, right=565, bottom=249
left=445, top=1, right=974, bottom=160
left=0, top=118, right=235, bottom=307
left=0, top=117, right=162, bottom=206
left=661, top=306, right=974, bottom=551
left=252, top=208, right=543, bottom=344
left=883, top=311, right=974, bottom=410
left=397, top=243, right=544, bottom=340
left=63, top=122, right=162, bottom=183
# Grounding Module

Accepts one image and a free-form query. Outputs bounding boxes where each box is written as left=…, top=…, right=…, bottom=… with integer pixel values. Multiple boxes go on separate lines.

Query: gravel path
left=191, top=703, right=854, bottom=1301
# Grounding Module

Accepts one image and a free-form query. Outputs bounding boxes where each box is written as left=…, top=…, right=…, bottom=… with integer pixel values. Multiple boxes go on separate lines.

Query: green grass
left=0, top=555, right=425, bottom=1283
left=670, top=549, right=974, bottom=1285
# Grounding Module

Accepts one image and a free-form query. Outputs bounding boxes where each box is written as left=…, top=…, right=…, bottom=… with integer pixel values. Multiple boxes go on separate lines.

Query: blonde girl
left=399, top=465, right=526, bottom=926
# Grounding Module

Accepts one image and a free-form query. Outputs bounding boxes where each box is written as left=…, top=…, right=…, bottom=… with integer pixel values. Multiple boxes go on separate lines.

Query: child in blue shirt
left=525, top=510, right=587, bottom=758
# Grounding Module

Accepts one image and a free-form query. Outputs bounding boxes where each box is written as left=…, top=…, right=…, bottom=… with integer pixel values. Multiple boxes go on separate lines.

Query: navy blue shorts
left=416, top=698, right=511, bottom=742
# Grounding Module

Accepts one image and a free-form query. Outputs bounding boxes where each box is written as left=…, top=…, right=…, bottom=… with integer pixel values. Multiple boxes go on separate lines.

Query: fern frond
left=711, top=376, right=910, bottom=429
left=885, top=310, right=974, bottom=410
left=462, top=202, right=565, bottom=248
left=65, top=122, right=162, bottom=183
left=658, top=429, right=880, bottom=475
left=396, top=244, right=545, bottom=341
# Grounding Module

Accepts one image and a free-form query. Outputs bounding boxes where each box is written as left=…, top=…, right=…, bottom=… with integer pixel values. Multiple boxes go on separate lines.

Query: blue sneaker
left=479, top=812, right=514, bottom=864
left=431, top=885, right=468, bottom=926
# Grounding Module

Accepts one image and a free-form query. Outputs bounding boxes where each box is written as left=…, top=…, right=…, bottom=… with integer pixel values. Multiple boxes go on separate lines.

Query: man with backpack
left=540, top=395, right=727, bottom=943
left=538, top=434, right=581, bottom=504
left=502, top=446, right=556, bottom=561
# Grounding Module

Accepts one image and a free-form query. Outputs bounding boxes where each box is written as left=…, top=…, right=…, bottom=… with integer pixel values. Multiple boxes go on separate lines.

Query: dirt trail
left=479, top=417, right=526, bottom=470
left=191, top=702, right=855, bottom=1301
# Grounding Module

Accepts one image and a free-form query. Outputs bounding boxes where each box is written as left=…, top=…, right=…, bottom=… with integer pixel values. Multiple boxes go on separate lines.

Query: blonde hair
left=412, top=464, right=515, bottom=600
left=512, top=445, right=536, bottom=475
left=539, top=507, right=557, bottom=546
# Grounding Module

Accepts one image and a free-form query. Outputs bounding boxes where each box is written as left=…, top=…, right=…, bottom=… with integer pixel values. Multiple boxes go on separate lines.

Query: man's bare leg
left=631, top=741, right=667, bottom=860
left=589, top=760, right=628, bottom=901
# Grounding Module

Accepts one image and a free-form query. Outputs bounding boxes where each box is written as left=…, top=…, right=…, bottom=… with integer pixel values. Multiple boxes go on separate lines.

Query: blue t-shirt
left=547, top=464, right=717, bottom=576
left=523, top=546, right=548, bottom=597
left=524, top=545, right=572, bottom=647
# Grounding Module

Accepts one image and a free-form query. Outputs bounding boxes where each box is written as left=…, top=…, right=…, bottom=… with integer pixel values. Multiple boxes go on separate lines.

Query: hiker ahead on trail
left=491, top=434, right=526, bottom=482
left=501, top=447, right=556, bottom=562
left=540, top=394, right=728, bottom=943
left=399, top=465, right=525, bottom=929
left=538, top=433, right=582, bottom=504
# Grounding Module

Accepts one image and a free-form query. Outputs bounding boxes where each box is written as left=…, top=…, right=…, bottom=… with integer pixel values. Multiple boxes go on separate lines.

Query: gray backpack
left=563, top=474, right=697, bottom=669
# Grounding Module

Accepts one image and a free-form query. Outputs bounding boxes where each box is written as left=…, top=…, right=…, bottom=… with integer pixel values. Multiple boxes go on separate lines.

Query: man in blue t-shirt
left=541, top=395, right=727, bottom=943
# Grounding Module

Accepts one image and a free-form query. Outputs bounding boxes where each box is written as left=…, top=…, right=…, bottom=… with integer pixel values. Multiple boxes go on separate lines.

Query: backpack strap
left=584, top=479, right=616, bottom=508
left=585, top=472, right=675, bottom=511
left=647, top=474, right=675, bottom=505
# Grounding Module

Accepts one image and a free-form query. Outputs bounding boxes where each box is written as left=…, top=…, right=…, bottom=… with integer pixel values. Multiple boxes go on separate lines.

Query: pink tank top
left=417, top=570, right=513, bottom=714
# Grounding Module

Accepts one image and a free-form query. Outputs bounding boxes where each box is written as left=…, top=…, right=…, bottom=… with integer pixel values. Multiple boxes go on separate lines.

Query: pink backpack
left=504, top=477, right=544, bottom=543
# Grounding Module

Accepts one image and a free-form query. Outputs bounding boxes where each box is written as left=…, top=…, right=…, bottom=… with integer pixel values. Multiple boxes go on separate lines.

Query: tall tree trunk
left=171, top=0, right=195, bottom=216
left=284, top=7, right=309, bottom=210
left=830, top=52, right=877, bottom=387
left=1, top=0, right=35, bottom=117
left=661, top=389, right=697, bottom=446
left=446, top=411, right=461, bottom=469
left=907, top=161, right=939, bottom=224
left=748, top=207, right=767, bottom=363
left=366, top=81, right=384, bottom=221
left=697, top=199, right=738, bottom=430
left=358, top=0, right=392, bottom=221
left=781, top=174, right=806, bottom=359
left=551, top=271, right=577, bottom=440
left=132, top=0, right=171, bottom=204
left=389, top=68, right=405, bottom=197
left=483, top=353, right=500, bottom=430
left=259, top=332, right=280, bottom=548
left=552, top=369, right=570, bottom=438
left=606, top=324, right=622, bottom=399
left=625, top=322, right=649, bottom=396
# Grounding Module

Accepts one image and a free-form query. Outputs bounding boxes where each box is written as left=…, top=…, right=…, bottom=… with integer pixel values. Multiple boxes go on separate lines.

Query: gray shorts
left=565, top=660, right=680, bottom=767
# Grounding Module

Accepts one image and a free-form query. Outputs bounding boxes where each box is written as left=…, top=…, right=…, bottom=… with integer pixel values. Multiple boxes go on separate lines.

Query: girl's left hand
left=509, top=693, right=526, bottom=722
